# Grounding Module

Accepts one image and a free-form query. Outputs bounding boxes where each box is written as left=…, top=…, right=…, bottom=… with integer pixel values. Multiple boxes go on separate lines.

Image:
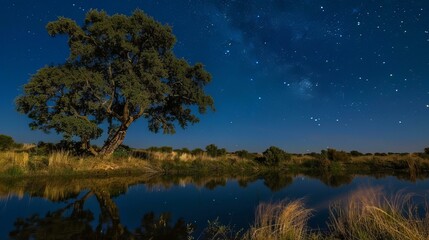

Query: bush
left=327, top=148, right=351, bottom=162
left=425, top=148, right=429, bottom=155
left=191, top=148, right=204, bottom=155
left=261, top=146, right=291, bottom=166
left=350, top=150, right=364, bottom=157
left=235, top=150, right=254, bottom=160
left=113, top=144, right=132, bottom=158
left=0, top=134, right=15, bottom=151
left=176, top=148, right=191, bottom=154
left=147, top=146, right=173, bottom=153
left=159, top=146, right=173, bottom=153
left=205, top=144, right=218, bottom=157
left=217, top=148, right=227, bottom=156
left=205, top=144, right=227, bottom=157
left=374, top=152, right=388, bottom=156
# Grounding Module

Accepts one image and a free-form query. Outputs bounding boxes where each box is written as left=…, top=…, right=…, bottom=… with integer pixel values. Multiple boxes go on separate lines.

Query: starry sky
left=1, top=0, right=429, bottom=153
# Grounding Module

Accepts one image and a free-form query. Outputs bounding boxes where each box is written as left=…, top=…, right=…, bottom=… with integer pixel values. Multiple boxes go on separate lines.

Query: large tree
left=16, top=10, right=214, bottom=156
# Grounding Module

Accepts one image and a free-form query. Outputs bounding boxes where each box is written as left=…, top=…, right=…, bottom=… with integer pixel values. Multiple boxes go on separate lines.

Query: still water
left=1, top=172, right=428, bottom=239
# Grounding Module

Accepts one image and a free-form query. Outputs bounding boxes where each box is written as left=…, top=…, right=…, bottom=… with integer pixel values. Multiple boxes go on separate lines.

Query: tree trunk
left=99, top=124, right=129, bottom=157
left=81, top=137, right=99, bottom=156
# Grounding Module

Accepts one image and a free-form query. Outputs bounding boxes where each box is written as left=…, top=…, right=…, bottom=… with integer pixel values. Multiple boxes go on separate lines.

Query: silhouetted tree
left=260, top=146, right=291, bottom=166
left=0, top=134, right=15, bottom=151
left=16, top=10, right=214, bottom=156
left=205, top=144, right=218, bottom=157
left=191, top=148, right=204, bottom=155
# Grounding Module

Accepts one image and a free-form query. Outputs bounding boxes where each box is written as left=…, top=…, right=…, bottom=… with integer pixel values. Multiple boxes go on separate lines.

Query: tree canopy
left=16, top=9, right=214, bottom=156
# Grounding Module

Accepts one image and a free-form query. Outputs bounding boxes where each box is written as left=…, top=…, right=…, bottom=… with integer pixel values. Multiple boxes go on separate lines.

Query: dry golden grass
left=48, top=150, right=70, bottom=167
left=0, top=151, right=29, bottom=168
left=245, top=199, right=312, bottom=240
left=329, top=187, right=429, bottom=240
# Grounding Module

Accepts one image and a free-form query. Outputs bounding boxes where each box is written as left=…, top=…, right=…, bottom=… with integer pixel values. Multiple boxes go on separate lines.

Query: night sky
left=1, top=0, right=428, bottom=153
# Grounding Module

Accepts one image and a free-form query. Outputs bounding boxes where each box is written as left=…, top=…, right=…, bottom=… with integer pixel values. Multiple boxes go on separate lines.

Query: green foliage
left=260, top=146, right=291, bottom=166
left=175, top=148, right=190, bottom=154
left=350, top=150, right=364, bottom=157
left=235, top=150, right=254, bottom=160
left=16, top=9, right=214, bottom=155
left=0, top=134, right=15, bottom=151
left=205, top=144, right=218, bottom=157
left=191, top=148, right=204, bottom=155
left=374, top=152, right=388, bottom=156
left=326, top=149, right=351, bottom=162
left=217, top=148, right=227, bottom=156
left=113, top=145, right=132, bottom=158
left=205, top=144, right=227, bottom=157
left=147, top=146, right=172, bottom=153
left=4, top=166, right=24, bottom=177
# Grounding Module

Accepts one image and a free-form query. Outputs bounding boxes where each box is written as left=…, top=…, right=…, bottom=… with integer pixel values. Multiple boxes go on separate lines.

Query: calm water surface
left=1, top=173, right=429, bottom=239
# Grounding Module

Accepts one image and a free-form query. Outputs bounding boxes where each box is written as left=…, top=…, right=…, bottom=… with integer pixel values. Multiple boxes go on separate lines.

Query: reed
left=245, top=199, right=312, bottom=240
left=48, top=150, right=71, bottom=167
left=329, top=187, right=429, bottom=240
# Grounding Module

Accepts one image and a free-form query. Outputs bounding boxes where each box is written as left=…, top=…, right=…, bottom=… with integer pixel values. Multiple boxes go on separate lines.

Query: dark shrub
left=350, top=150, right=364, bottom=157
left=191, top=148, right=204, bottom=155
left=147, top=146, right=173, bottom=153
left=327, top=148, right=351, bottom=162
left=374, top=152, right=388, bottom=156
left=206, top=144, right=219, bottom=157
left=113, top=144, right=132, bottom=158
left=425, top=148, right=429, bottom=155
left=235, top=150, right=254, bottom=160
left=178, top=148, right=191, bottom=154
left=216, top=148, right=227, bottom=156
left=305, top=152, right=321, bottom=158
left=0, top=134, right=15, bottom=151
left=159, top=146, right=173, bottom=153
left=260, top=146, right=291, bottom=166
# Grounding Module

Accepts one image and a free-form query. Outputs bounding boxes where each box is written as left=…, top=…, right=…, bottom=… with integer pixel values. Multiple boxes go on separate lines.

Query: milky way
left=1, top=0, right=428, bottom=153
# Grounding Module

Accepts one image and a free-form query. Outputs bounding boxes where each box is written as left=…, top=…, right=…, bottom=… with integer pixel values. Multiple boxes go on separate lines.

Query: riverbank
left=1, top=149, right=429, bottom=178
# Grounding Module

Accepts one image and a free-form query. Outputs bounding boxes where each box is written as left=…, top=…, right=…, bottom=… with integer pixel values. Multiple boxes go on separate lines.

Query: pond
left=1, top=172, right=429, bottom=239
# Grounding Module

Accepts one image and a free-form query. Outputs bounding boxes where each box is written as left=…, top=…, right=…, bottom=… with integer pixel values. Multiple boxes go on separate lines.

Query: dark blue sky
left=1, top=0, right=428, bottom=153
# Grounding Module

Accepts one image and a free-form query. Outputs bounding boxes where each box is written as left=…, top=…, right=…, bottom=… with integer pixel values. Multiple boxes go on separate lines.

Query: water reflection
left=0, top=170, right=427, bottom=200
left=1, top=170, right=428, bottom=239
left=9, top=187, right=192, bottom=239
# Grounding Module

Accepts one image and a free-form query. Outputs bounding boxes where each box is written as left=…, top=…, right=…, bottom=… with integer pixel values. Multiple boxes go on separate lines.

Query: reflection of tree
left=135, top=212, right=191, bottom=240
left=262, top=172, right=293, bottom=192
left=9, top=189, right=192, bottom=240
left=302, top=171, right=354, bottom=187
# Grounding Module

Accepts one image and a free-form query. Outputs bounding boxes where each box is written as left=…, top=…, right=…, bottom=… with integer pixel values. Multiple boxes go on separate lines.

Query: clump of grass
left=202, top=218, right=242, bottom=240
left=48, top=150, right=70, bottom=167
left=329, top=187, right=429, bottom=240
left=245, top=199, right=312, bottom=240
left=0, top=151, right=29, bottom=167
left=4, top=166, right=24, bottom=177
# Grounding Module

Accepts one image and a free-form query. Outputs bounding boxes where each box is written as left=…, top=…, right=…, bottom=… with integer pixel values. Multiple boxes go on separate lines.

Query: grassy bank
left=1, top=148, right=429, bottom=179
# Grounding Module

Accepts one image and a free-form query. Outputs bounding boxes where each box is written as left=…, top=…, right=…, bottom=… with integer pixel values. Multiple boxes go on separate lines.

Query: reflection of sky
left=1, top=0, right=429, bottom=153
left=2, top=176, right=429, bottom=237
